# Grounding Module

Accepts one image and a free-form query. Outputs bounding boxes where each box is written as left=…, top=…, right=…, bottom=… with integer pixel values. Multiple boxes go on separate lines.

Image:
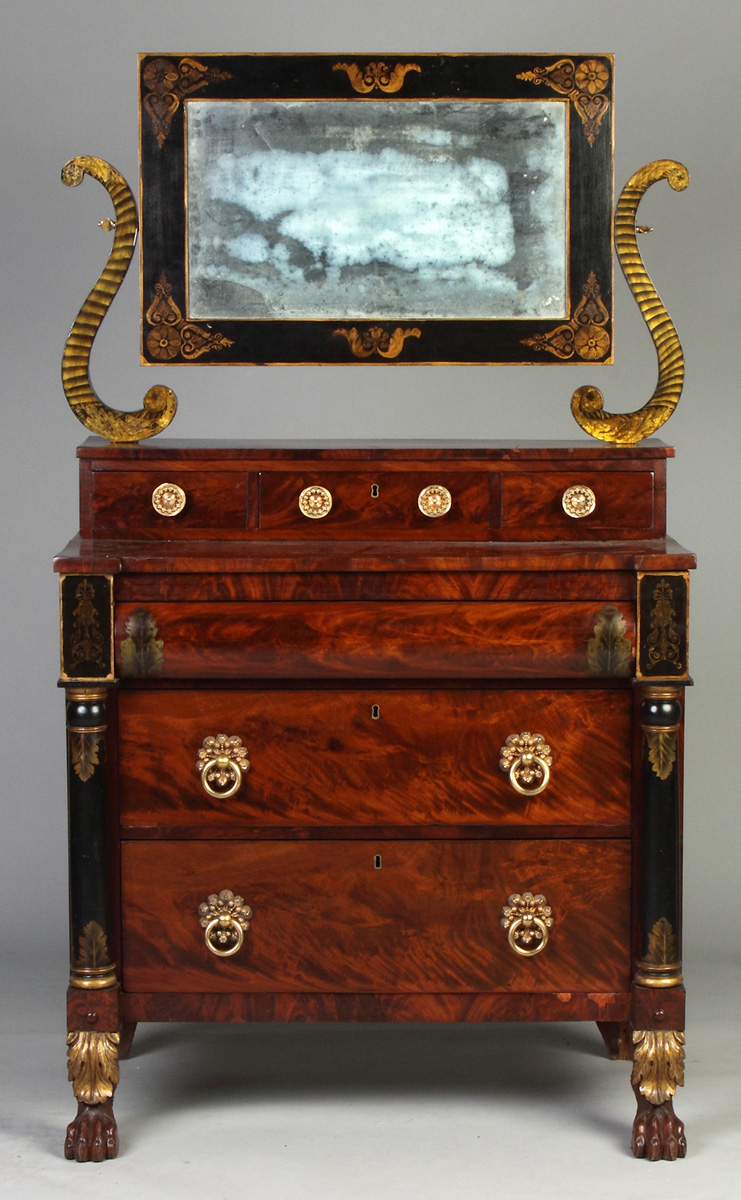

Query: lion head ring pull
left=501, top=892, right=554, bottom=957
left=198, top=890, right=252, bottom=957
left=196, top=735, right=250, bottom=799
left=499, top=732, right=553, bottom=796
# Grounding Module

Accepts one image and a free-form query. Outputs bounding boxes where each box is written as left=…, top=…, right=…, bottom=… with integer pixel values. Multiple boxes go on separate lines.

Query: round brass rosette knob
left=197, top=734, right=250, bottom=799
left=298, top=485, right=333, bottom=519
left=499, top=732, right=553, bottom=796
left=561, top=484, right=596, bottom=519
left=418, top=484, right=452, bottom=518
left=500, top=892, right=554, bottom=957
left=151, top=482, right=187, bottom=516
left=198, top=889, right=252, bottom=957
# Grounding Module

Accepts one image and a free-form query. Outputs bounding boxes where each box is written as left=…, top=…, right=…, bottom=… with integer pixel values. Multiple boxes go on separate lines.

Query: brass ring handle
left=499, top=733, right=553, bottom=796
left=198, top=890, right=252, bottom=958
left=501, top=892, right=553, bottom=957
left=152, top=482, right=186, bottom=516
left=204, top=915, right=246, bottom=957
left=196, top=735, right=250, bottom=799
left=506, top=915, right=551, bottom=957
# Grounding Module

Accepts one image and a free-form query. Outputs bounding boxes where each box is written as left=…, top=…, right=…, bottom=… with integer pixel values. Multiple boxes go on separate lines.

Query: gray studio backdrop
left=1, top=0, right=738, bottom=985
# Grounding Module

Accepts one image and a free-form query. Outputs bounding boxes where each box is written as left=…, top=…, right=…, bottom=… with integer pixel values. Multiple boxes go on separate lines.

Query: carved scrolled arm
left=571, top=160, right=689, bottom=444
left=61, top=156, right=177, bottom=442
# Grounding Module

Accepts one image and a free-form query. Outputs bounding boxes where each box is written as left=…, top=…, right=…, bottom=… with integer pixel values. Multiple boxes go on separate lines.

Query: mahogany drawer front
left=89, top=469, right=248, bottom=537
left=258, top=471, right=491, bottom=539
left=500, top=471, right=659, bottom=540
left=115, top=601, right=636, bottom=680
left=120, top=839, right=631, bottom=994
left=118, top=688, right=632, bottom=828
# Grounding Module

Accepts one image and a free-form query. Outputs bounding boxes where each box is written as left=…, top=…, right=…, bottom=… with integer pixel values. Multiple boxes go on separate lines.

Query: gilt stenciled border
left=636, top=573, right=689, bottom=680
left=60, top=575, right=114, bottom=683
left=139, top=53, right=613, bottom=366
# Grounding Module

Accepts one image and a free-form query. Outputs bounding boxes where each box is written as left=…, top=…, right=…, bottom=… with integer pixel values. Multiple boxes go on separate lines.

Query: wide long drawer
left=119, top=688, right=632, bottom=828
left=115, top=600, right=636, bottom=679
left=121, top=839, right=631, bottom=994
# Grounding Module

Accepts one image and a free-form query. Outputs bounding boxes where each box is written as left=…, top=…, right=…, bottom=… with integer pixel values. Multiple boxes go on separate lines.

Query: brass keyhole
left=374, top=855, right=383, bottom=870
left=370, top=484, right=380, bottom=498
left=371, top=704, right=381, bottom=720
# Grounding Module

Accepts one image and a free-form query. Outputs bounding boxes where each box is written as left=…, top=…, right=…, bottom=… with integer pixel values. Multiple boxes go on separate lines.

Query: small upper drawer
left=500, top=471, right=659, bottom=539
left=258, top=471, right=491, bottom=539
left=89, top=470, right=248, bottom=537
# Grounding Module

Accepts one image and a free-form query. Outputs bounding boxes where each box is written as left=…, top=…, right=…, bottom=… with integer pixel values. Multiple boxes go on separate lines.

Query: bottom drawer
left=121, top=840, right=631, bottom=995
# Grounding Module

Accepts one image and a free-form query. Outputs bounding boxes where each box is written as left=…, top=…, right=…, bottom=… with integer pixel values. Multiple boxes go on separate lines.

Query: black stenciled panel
left=66, top=691, right=117, bottom=986
left=637, top=572, right=689, bottom=680
left=139, top=53, right=613, bottom=365
left=637, top=688, right=683, bottom=978
left=60, top=574, right=114, bottom=682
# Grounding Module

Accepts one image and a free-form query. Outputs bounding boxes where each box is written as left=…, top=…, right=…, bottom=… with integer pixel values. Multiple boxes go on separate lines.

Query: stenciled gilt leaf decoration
left=333, top=326, right=421, bottom=360
left=66, top=1031, right=121, bottom=1105
left=522, top=272, right=610, bottom=362
left=631, top=1030, right=686, bottom=1106
left=145, top=272, right=234, bottom=362
left=645, top=728, right=678, bottom=780
left=333, top=61, right=421, bottom=94
left=647, top=577, right=684, bottom=672
left=517, top=57, right=611, bottom=146
left=120, top=609, right=164, bottom=677
left=571, top=161, right=689, bottom=444
left=61, top=157, right=177, bottom=443
left=75, top=921, right=111, bottom=970
left=70, top=732, right=101, bottom=783
left=142, top=57, right=233, bottom=147
left=587, top=605, right=632, bottom=676
left=69, top=578, right=106, bottom=669
left=646, top=917, right=678, bottom=968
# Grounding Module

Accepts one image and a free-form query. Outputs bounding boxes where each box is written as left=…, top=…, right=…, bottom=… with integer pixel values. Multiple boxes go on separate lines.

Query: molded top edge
left=77, top=438, right=675, bottom=461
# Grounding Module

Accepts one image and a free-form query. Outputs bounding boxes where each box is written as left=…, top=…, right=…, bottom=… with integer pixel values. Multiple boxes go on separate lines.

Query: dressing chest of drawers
left=56, top=437, right=693, bottom=1162
left=56, top=49, right=693, bottom=1164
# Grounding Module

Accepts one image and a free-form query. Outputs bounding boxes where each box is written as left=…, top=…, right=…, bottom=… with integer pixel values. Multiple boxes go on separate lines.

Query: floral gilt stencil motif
left=142, top=57, right=232, bottom=147
left=517, top=57, right=611, bottom=147
left=522, top=272, right=610, bottom=362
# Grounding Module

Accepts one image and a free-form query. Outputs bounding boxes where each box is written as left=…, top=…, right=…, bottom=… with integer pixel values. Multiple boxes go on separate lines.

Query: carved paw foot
left=632, top=1091, right=686, bottom=1161
left=64, top=1099, right=119, bottom=1162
